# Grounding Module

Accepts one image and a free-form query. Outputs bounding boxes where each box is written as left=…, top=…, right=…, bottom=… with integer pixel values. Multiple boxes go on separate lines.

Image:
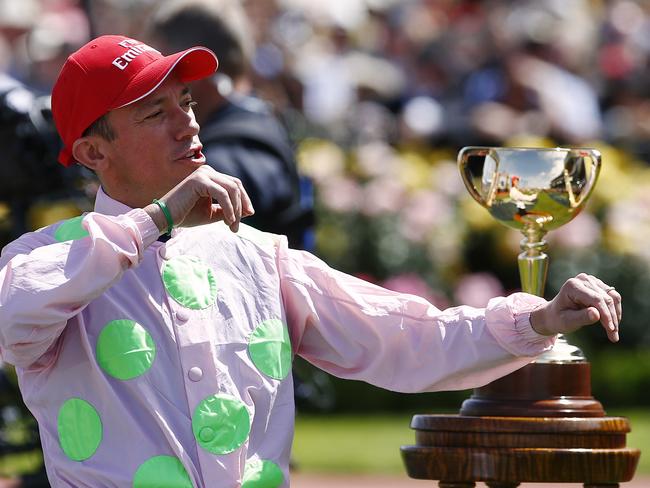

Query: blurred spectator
left=144, top=0, right=313, bottom=248
left=0, top=0, right=648, bottom=156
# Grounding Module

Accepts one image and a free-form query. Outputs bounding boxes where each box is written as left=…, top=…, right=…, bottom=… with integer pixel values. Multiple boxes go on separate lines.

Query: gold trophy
left=458, top=146, right=601, bottom=363
left=400, top=147, right=639, bottom=486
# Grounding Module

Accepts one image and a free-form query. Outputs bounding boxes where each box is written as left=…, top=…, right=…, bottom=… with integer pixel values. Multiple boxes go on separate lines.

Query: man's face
left=101, top=74, right=205, bottom=207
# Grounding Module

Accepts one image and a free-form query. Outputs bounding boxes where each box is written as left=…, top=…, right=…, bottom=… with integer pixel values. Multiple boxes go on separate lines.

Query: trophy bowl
left=458, top=146, right=601, bottom=236
left=458, top=146, right=601, bottom=362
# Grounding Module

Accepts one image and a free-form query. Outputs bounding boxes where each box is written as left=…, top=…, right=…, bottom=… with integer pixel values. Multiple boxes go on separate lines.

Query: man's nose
left=173, top=107, right=200, bottom=140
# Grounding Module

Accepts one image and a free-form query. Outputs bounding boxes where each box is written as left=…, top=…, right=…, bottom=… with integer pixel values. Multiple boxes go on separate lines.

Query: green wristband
left=152, top=199, right=174, bottom=235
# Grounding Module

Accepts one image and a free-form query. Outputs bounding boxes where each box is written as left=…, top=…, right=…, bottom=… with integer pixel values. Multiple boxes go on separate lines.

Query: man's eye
left=145, top=111, right=162, bottom=120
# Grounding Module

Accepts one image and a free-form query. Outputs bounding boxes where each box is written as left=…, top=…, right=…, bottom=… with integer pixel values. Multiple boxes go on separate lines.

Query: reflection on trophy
left=458, top=146, right=601, bottom=362
left=401, top=147, right=640, bottom=487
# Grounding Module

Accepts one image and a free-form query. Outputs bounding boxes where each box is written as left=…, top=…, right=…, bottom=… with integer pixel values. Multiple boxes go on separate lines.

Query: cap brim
left=112, top=47, right=218, bottom=109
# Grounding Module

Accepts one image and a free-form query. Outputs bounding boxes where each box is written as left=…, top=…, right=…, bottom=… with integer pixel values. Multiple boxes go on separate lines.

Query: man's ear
left=71, top=136, right=110, bottom=172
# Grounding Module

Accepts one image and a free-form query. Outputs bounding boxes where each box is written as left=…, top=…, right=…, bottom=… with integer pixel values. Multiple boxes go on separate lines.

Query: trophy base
left=459, top=361, right=606, bottom=417
left=402, top=360, right=640, bottom=485
left=402, top=415, right=640, bottom=485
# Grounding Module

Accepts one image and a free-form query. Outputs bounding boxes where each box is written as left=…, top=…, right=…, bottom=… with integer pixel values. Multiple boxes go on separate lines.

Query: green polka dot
left=192, top=394, right=250, bottom=454
left=96, top=319, right=156, bottom=380
left=162, top=256, right=217, bottom=309
left=243, top=459, right=284, bottom=488
left=133, top=455, right=193, bottom=488
left=57, top=398, right=102, bottom=461
left=54, top=215, right=89, bottom=242
left=248, top=319, right=292, bottom=380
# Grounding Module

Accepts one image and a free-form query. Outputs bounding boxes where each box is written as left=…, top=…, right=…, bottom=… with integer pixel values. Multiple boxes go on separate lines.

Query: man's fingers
left=210, top=205, right=240, bottom=232
left=567, top=278, right=617, bottom=337
left=161, top=166, right=254, bottom=231
left=225, top=180, right=241, bottom=227
left=208, top=174, right=255, bottom=230
left=234, top=177, right=255, bottom=216
left=209, top=186, right=236, bottom=224
left=560, top=303, right=619, bottom=343
left=581, top=275, right=619, bottom=329
left=560, top=307, right=599, bottom=330
left=590, top=276, right=623, bottom=324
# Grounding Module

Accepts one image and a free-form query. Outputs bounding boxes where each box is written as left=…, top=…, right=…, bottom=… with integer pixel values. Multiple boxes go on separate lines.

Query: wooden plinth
left=401, top=362, right=641, bottom=487
left=401, top=415, right=640, bottom=486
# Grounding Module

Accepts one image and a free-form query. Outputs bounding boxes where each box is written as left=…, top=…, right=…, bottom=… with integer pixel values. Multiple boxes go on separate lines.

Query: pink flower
left=547, top=211, right=601, bottom=249
left=453, top=272, right=505, bottom=308
left=361, top=177, right=406, bottom=217
left=432, top=161, right=466, bottom=197
left=355, top=142, right=399, bottom=178
left=319, top=176, right=362, bottom=213
left=399, top=190, right=452, bottom=242
left=382, top=273, right=449, bottom=309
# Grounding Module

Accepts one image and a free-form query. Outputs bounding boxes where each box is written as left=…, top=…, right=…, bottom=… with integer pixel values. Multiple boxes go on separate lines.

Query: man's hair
left=147, top=0, right=253, bottom=81
left=82, top=114, right=116, bottom=142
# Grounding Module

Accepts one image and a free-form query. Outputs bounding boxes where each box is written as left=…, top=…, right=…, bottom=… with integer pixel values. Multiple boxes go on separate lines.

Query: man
left=145, top=0, right=312, bottom=249
left=0, top=35, right=621, bottom=487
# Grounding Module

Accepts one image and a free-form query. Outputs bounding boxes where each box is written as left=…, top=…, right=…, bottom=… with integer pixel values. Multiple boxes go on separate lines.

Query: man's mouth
left=176, top=146, right=204, bottom=162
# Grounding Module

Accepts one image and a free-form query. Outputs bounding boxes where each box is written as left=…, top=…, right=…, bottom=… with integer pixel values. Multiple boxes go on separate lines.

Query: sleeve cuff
left=126, top=208, right=160, bottom=249
left=486, top=292, right=556, bottom=357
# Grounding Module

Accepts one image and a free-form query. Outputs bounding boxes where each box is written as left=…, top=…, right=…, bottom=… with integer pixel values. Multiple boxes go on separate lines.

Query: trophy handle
left=571, top=148, right=602, bottom=208
left=457, top=147, right=493, bottom=208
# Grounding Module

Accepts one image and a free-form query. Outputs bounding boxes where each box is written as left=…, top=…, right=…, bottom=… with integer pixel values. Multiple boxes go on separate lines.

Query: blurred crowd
left=3, top=0, right=650, bottom=148
left=2, top=0, right=650, bottom=342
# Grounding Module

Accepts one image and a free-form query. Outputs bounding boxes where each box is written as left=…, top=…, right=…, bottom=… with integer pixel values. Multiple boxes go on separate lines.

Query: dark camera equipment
left=0, top=75, right=65, bottom=198
left=0, top=74, right=84, bottom=241
left=0, top=74, right=61, bottom=486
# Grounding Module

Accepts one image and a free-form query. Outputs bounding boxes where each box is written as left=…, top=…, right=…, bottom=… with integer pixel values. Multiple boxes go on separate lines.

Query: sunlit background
left=1, top=0, right=650, bottom=481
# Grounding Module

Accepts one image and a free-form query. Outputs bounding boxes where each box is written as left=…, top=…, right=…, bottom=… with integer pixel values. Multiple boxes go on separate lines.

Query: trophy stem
left=517, top=226, right=549, bottom=297
left=518, top=227, right=585, bottom=362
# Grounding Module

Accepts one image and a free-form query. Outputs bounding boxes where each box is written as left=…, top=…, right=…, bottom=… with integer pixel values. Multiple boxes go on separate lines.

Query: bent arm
left=279, top=244, right=555, bottom=393
left=0, top=209, right=158, bottom=368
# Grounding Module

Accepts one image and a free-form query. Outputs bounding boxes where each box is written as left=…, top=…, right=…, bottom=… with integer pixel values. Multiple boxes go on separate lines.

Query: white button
left=188, top=367, right=203, bottom=382
left=159, top=246, right=170, bottom=260
left=175, top=309, right=190, bottom=323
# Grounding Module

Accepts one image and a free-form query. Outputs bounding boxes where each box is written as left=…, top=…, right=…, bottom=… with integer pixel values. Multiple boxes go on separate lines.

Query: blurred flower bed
left=297, top=137, right=650, bottom=353
left=295, top=137, right=650, bottom=409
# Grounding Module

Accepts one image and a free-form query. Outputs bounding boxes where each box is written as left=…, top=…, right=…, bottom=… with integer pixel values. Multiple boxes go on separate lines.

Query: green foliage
left=591, top=351, right=650, bottom=408
left=614, top=409, right=650, bottom=475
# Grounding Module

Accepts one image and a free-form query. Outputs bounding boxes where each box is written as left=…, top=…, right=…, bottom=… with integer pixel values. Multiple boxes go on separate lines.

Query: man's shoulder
left=0, top=217, right=75, bottom=266
left=229, top=94, right=272, bottom=117
left=201, top=96, right=289, bottom=145
left=175, top=221, right=285, bottom=256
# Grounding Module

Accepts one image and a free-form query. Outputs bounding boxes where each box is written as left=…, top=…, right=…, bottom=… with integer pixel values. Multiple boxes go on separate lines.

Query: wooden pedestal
left=401, top=362, right=641, bottom=487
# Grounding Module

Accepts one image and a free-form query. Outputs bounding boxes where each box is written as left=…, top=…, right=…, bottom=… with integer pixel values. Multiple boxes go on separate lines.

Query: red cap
left=52, top=35, right=218, bottom=166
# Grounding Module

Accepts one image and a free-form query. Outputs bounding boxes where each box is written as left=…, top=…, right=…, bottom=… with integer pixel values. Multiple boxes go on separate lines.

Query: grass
left=293, top=413, right=415, bottom=474
left=612, top=408, right=650, bottom=475
left=1, top=409, right=647, bottom=478
left=293, top=409, right=650, bottom=475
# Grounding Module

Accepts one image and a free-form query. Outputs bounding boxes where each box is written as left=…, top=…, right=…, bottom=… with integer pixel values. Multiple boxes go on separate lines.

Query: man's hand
left=530, top=273, right=621, bottom=343
left=146, top=165, right=254, bottom=233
